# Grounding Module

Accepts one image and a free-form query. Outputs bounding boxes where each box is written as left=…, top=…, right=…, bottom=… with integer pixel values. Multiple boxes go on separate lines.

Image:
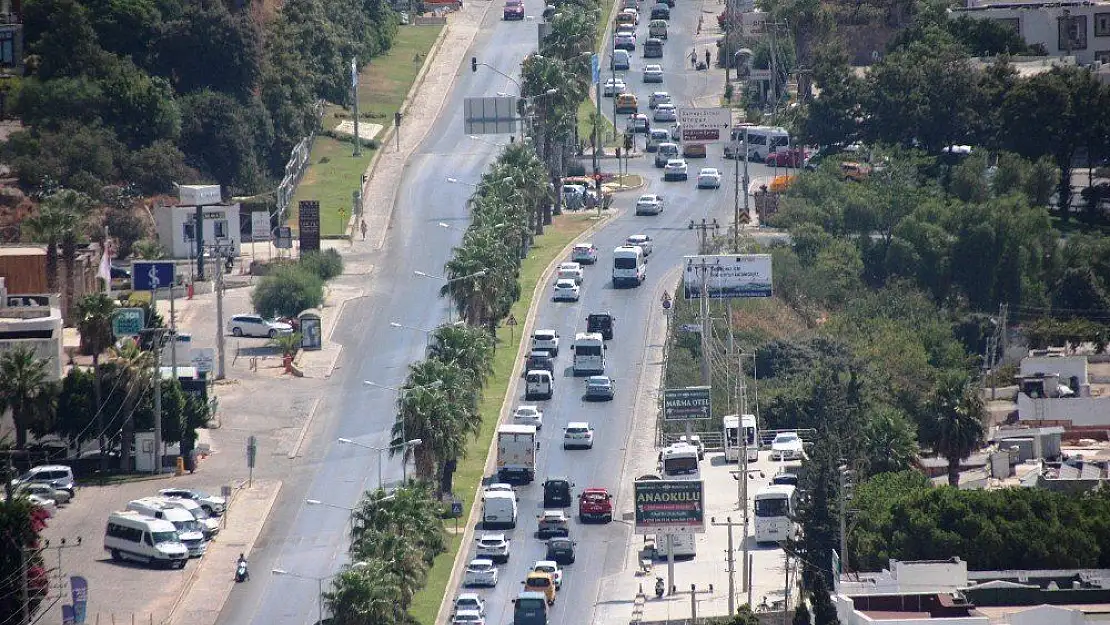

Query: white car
left=452, top=610, right=485, bottom=625
left=603, top=78, right=627, bottom=97
left=27, top=494, right=56, bottom=517
left=635, top=194, right=665, bottom=215
left=18, top=483, right=71, bottom=505
left=557, top=262, right=584, bottom=285
left=159, top=488, right=227, bottom=515
left=771, top=431, right=805, bottom=461
left=227, top=314, right=293, bottom=338
left=533, top=560, right=564, bottom=589
left=454, top=593, right=486, bottom=616
left=475, top=533, right=511, bottom=563
left=697, top=167, right=722, bottom=189
left=626, top=234, right=653, bottom=256
left=531, top=329, right=560, bottom=356
left=642, top=64, right=664, bottom=83
left=571, top=243, right=598, bottom=264
left=563, top=422, right=595, bottom=450
left=513, top=405, right=544, bottom=429
left=463, top=559, right=499, bottom=587
left=649, top=91, right=672, bottom=109
left=553, top=279, right=580, bottom=301
left=653, top=103, right=676, bottom=122
left=663, top=159, right=688, bottom=181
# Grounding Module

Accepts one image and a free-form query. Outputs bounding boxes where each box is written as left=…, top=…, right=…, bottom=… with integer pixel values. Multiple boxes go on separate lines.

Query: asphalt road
left=449, top=3, right=780, bottom=625
left=215, top=6, right=545, bottom=625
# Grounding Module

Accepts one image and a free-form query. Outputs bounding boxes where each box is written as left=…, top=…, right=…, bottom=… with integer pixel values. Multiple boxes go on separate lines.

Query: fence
left=273, top=100, right=326, bottom=226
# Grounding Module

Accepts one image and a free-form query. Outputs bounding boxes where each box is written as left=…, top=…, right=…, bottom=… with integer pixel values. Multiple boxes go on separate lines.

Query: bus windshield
left=663, top=456, right=699, bottom=475
left=755, top=497, right=789, bottom=517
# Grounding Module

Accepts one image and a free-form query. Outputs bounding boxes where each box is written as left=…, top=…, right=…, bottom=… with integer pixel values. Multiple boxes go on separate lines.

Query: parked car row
left=103, top=488, right=227, bottom=569
left=10, top=464, right=77, bottom=518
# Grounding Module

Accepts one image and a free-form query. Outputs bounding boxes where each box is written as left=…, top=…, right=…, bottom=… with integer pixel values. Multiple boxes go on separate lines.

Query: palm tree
left=24, top=205, right=72, bottom=294
left=391, top=359, right=481, bottom=494
left=350, top=485, right=446, bottom=565
left=267, top=332, right=303, bottom=357
left=428, top=323, right=494, bottom=383
left=40, top=190, right=94, bottom=318
left=923, top=370, right=987, bottom=487
left=75, top=293, right=117, bottom=472
left=0, top=348, right=56, bottom=448
left=350, top=529, right=428, bottom=610
left=324, top=560, right=404, bottom=625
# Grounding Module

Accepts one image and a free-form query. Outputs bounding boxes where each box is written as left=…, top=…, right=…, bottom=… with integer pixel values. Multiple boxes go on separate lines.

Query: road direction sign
left=250, top=211, right=271, bottom=241
left=634, top=479, right=705, bottom=533
left=663, top=386, right=712, bottom=420
left=112, top=308, right=145, bottom=337
left=132, top=261, right=175, bottom=291
left=677, top=107, right=732, bottom=143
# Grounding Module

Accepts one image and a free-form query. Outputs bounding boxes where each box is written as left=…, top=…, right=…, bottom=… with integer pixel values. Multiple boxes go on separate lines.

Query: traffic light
left=471, top=57, right=478, bottom=72
left=615, top=147, right=621, bottom=159
left=394, top=112, right=402, bottom=127
left=623, top=134, right=633, bottom=150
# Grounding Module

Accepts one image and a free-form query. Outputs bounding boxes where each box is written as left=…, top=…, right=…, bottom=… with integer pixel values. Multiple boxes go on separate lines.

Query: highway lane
left=216, top=5, right=546, bottom=625
left=451, top=4, right=782, bottom=625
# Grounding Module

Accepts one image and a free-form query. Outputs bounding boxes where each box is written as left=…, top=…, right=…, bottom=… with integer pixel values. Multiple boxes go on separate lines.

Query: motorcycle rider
left=236, top=553, right=250, bottom=581
left=655, top=576, right=665, bottom=597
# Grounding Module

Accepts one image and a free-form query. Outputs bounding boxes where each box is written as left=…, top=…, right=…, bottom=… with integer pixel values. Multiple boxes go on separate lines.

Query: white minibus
left=660, top=443, right=700, bottom=480
left=753, top=484, right=797, bottom=544
left=104, top=511, right=189, bottom=568
left=612, top=245, right=646, bottom=288
left=723, top=414, right=759, bottom=463
left=572, top=332, right=605, bottom=375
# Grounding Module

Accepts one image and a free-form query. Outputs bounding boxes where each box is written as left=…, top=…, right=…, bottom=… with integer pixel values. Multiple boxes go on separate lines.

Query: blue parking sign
left=132, top=261, right=175, bottom=291
left=591, top=53, right=600, bottom=84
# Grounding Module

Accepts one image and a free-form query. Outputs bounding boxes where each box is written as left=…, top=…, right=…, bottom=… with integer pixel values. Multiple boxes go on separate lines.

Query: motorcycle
left=654, top=577, right=665, bottom=598
left=235, top=558, right=250, bottom=583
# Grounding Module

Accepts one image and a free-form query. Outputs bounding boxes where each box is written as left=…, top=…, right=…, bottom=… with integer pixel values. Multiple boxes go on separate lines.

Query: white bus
left=572, top=332, right=606, bottom=375
left=753, top=484, right=797, bottom=544
left=660, top=443, right=700, bottom=480
left=723, top=414, right=759, bottom=463
left=612, top=245, right=646, bottom=288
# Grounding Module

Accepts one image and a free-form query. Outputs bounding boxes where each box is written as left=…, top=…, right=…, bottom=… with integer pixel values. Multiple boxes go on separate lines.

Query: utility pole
left=593, top=54, right=603, bottom=204
left=351, top=57, right=362, bottom=157
left=711, top=516, right=744, bottom=615
left=215, top=255, right=227, bottom=380
left=687, top=220, right=719, bottom=388
left=782, top=551, right=791, bottom=625
left=769, top=21, right=779, bottom=118
left=689, top=218, right=720, bottom=255
left=839, top=465, right=855, bottom=572
left=733, top=127, right=750, bottom=251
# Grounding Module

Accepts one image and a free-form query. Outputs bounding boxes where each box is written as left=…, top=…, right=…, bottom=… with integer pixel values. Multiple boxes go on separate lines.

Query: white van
left=742, top=126, right=789, bottom=161
left=525, top=370, right=554, bottom=401
left=104, top=511, right=189, bottom=568
left=127, top=498, right=207, bottom=557
left=612, top=245, right=646, bottom=288
left=655, top=532, right=696, bottom=559
left=159, top=497, right=220, bottom=539
left=571, top=332, right=606, bottom=375
left=482, top=490, right=519, bottom=529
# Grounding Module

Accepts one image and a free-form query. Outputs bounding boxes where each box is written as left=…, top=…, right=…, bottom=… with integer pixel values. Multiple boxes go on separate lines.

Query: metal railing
left=759, top=427, right=818, bottom=447
left=274, top=100, right=326, bottom=225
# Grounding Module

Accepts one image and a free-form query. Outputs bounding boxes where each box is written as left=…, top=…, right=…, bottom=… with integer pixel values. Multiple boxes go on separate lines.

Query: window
left=182, top=222, right=195, bottom=241
left=1058, top=14, right=1088, bottom=51
left=0, top=31, right=13, bottom=66
left=213, top=219, right=229, bottom=240
left=1097, top=50, right=1110, bottom=64
left=1096, top=13, right=1110, bottom=37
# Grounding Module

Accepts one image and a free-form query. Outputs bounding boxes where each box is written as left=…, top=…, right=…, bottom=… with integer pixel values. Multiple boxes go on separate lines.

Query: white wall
left=1022, top=356, right=1089, bottom=386
left=154, top=204, right=242, bottom=260
left=1018, top=393, right=1110, bottom=426
left=954, top=3, right=1110, bottom=66
left=0, top=306, right=64, bottom=379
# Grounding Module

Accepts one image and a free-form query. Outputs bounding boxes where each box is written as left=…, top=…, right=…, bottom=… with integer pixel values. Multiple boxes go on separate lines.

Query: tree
left=1051, top=267, right=1110, bottom=319
left=299, top=249, right=344, bottom=280
left=150, top=3, right=263, bottom=98
left=178, top=90, right=270, bottom=194
left=0, top=349, right=55, bottom=448
left=23, top=203, right=70, bottom=293
left=39, top=189, right=94, bottom=318
left=75, top=292, right=117, bottom=471
left=55, top=368, right=96, bottom=448
left=0, top=496, right=49, bottom=622
left=324, top=562, right=403, bottom=625
left=921, top=370, right=986, bottom=487
left=859, top=406, right=918, bottom=475
left=251, top=265, right=323, bottom=319
left=111, top=337, right=155, bottom=471
left=267, top=332, right=303, bottom=357
left=428, top=323, right=494, bottom=383
left=23, top=0, right=109, bottom=80
left=2, top=122, right=126, bottom=195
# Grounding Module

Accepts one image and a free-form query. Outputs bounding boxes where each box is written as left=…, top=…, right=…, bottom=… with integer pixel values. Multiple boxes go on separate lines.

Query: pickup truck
left=577, top=487, right=613, bottom=523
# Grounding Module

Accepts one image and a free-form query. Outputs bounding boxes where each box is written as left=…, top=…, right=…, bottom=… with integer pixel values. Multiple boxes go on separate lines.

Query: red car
left=503, top=0, right=524, bottom=20
left=765, top=148, right=808, bottom=168
left=577, top=487, right=613, bottom=523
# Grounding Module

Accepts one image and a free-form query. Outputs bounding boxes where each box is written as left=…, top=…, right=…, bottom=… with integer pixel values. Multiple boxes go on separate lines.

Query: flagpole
left=100, top=227, right=113, bottom=298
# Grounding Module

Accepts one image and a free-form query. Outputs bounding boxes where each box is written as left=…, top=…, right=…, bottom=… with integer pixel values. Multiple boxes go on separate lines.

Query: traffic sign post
left=677, top=107, right=732, bottom=143
left=112, top=308, right=145, bottom=338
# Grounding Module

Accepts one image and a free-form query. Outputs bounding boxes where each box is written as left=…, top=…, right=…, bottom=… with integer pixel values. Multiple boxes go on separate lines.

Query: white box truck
left=497, top=424, right=538, bottom=485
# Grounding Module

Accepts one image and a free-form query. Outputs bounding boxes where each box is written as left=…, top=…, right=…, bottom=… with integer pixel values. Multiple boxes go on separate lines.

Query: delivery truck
left=497, top=424, right=538, bottom=484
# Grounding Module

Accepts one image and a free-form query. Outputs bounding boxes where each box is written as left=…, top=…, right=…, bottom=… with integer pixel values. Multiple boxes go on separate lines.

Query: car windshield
left=536, top=565, right=555, bottom=573
left=775, top=434, right=799, bottom=444
left=614, top=257, right=638, bottom=269
left=172, top=520, right=202, bottom=534
left=583, top=492, right=606, bottom=501
left=528, top=577, right=551, bottom=588
left=567, top=427, right=588, bottom=434
left=469, top=563, right=491, bottom=571
left=152, top=531, right=179, bottom=544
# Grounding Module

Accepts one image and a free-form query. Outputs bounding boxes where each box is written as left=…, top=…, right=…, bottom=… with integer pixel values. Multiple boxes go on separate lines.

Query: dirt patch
left=729, top=297, right=808, bottom=340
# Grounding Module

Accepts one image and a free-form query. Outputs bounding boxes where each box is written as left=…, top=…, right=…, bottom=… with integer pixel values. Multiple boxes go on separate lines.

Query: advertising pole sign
left=663, top=386, right=712, bottom=421
left=676, top=107, right=732, bottom=143
left=298, top=200, right=321, bottom=252
left=683, top=254, right=773, bottom=299
left=634, top=479, right=705, bottom=533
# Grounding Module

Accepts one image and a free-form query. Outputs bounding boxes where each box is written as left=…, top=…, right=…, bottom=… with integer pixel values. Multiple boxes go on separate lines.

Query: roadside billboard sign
left=111, top=308, right=145, bottom=337
left=663, top=386, right=712, bottom=421
left=683, top=254, right=773, bottom=299
left=677, top=107, right=732, bottom=143
left=634, top=479, right=705, bottom=533
left=132, top=261, right=175, bottom=291
left=250, top=212, right=271, bottom=241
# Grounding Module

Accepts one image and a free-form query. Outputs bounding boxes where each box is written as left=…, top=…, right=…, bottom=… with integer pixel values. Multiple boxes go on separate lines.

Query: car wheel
left=231, top=327, right=243, bottom=337
left=268, top=329, right=278, bottom=338
left=111, top=549, right=122, bottom=562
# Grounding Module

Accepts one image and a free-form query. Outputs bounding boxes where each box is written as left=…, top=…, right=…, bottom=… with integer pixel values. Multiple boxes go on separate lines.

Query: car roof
left=587, top=375, right=611, bottom=383
left=479, top=532, right=506, bottom=539
left=699, top=167, right=719, bottom=173
left=645, top=64, right=662, bottom=70
left=515, top=404, right=539, bottom=410
left=535, top=559, right=559, bottom=567
left=556, top=278, right=576, bottom=285
left=468, top=558, right=495, bottom=566
left=628, top=234, right=649, bottom=240
left=30, top=465, right=71, bottom=472
left=566, top=421, right=591, bottom=428
left=457, top=592, right=481, bottom=600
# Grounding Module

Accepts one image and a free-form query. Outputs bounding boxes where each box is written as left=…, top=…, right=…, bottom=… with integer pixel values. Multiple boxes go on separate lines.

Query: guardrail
left=659, top=431, right=724, bottom=451
left=759, top=428, right=818, bottom=447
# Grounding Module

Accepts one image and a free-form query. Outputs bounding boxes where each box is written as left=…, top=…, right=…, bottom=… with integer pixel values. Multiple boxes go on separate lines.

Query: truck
left=497, top=424, right=538, bottom=485
left=586, top=312, right=614, bottom=340
left=577, top=487, right=613, bottom=523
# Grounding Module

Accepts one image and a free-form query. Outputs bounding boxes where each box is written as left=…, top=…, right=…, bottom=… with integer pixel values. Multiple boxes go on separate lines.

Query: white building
left=1015, top=352, right=1110, bottom=426
left=0, top=278, right=64, bottom=380
left=836, top=558, right=1110, bottom=625
left=153, top=203, right=242, bottom=260
left=952, top=1, right=1110, bottom=66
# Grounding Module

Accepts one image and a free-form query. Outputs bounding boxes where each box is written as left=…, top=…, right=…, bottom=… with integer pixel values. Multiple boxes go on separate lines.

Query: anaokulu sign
left=634, top=479, right=705, bottom=534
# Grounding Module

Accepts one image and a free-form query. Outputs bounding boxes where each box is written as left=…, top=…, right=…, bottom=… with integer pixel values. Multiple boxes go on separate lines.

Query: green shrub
left=251, top=264, right=324, bottom=318
left=300, top=248, right=344, bottom=280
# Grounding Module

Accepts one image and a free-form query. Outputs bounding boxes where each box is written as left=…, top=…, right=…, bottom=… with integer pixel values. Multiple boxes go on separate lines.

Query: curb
left=433, top=209, right=621, bottom=625
left=345, top=21, right=453, bottom=239
left=288, top=395, right=324, bottom=459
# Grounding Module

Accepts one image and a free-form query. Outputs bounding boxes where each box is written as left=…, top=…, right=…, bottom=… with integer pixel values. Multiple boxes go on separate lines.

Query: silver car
left=227, top=314, right=293, bottom=338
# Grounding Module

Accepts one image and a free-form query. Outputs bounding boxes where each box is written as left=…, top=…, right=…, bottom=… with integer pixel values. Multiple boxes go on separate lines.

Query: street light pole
left=338, top=438, right=423, bottom=489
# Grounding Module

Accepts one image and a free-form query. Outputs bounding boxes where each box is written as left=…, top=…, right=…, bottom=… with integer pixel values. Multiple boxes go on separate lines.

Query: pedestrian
left=690, top=49, right=697, bottom=69
left=360, top=219, right=367, bottom=240
left=705, top=49, right=711, bottom=68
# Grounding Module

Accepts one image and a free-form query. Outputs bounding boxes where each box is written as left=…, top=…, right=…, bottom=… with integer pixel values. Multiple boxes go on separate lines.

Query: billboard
left=298, top=200, right=321, bottom=252
left=663, top=386, right=711, bottom=421
left=132, top=261, right=175, bottom=291
left=677, top=107, right=732, bottom=143
left=634, top=479, right=705, bottom=533
left=683, top=254, right=773, bottom=299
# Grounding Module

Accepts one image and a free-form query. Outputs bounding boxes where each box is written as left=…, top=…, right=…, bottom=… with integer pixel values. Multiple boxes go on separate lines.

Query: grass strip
left=290, top=25, right=444, bottom=236
left=407, top=213, right=597, bottom=624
